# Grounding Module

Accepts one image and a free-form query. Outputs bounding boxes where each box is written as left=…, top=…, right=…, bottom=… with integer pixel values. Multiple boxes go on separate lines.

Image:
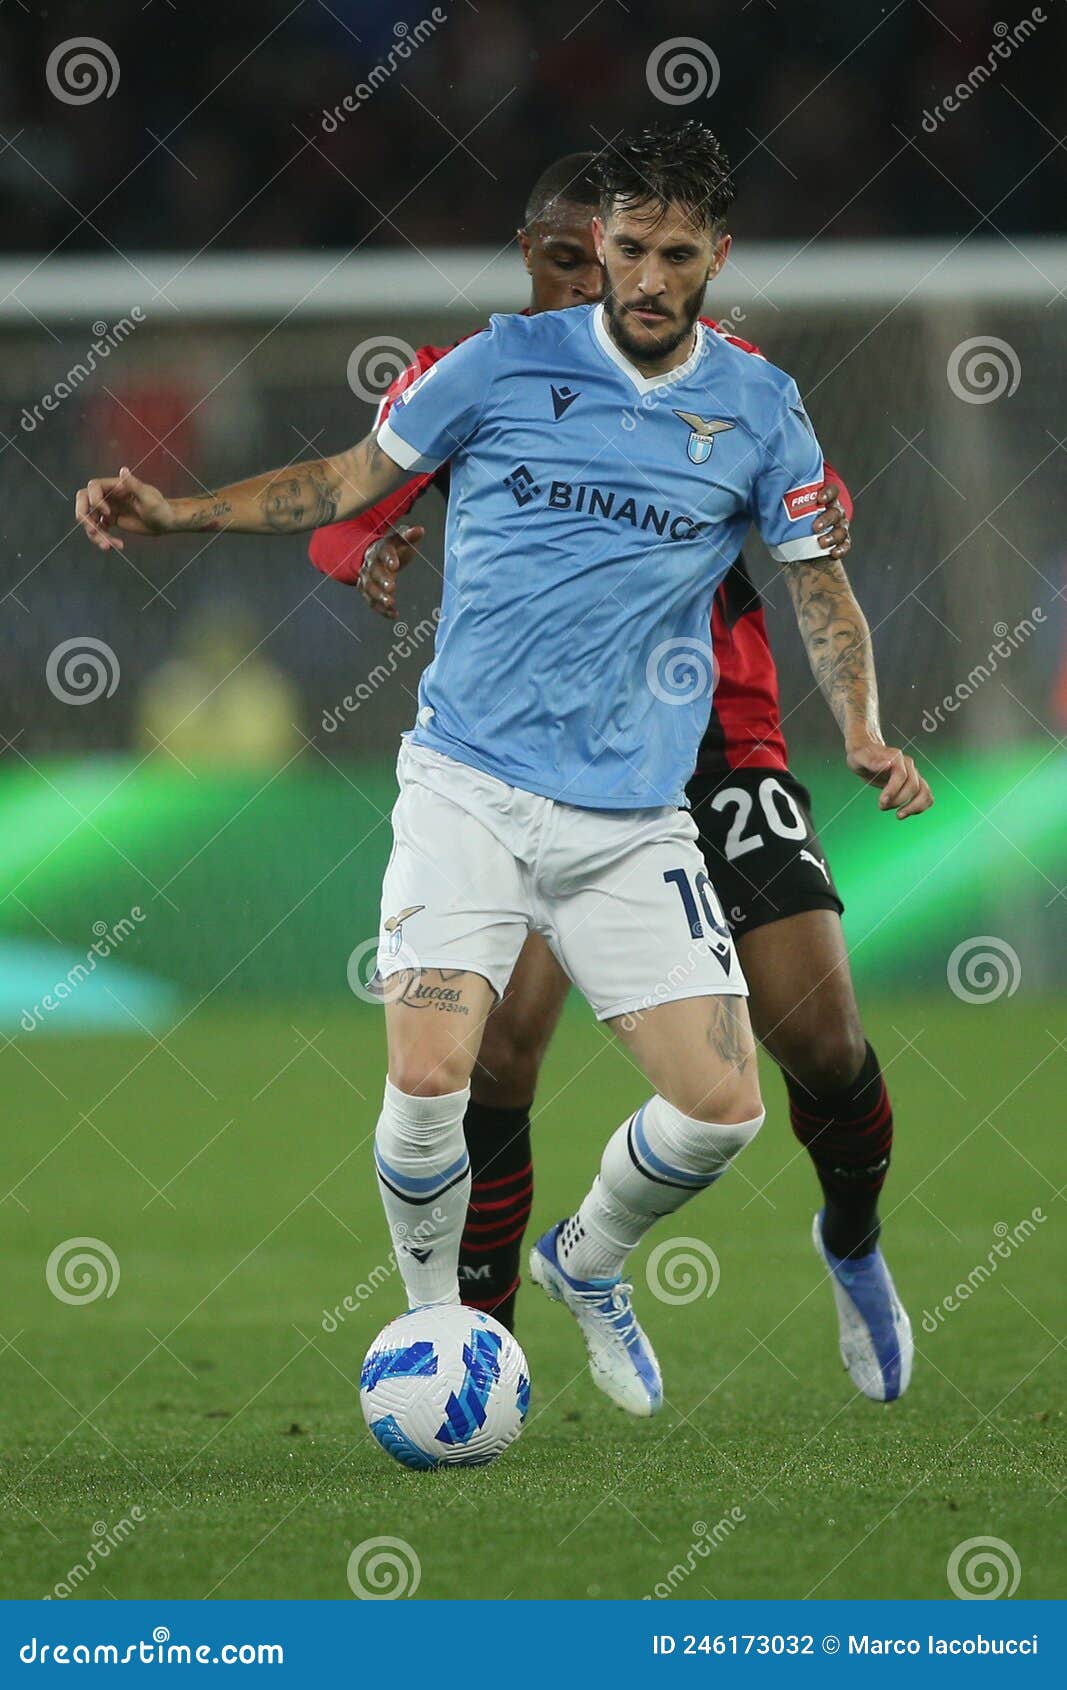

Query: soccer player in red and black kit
left=309, top=151, right=932, bottom=1401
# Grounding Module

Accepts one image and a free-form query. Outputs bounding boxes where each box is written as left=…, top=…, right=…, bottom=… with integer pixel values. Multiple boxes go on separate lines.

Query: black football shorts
left=687, top=765, right=844, bottom=936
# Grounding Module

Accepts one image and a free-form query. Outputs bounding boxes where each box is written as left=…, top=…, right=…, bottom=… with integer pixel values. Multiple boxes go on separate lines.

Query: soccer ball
left=360, top=1305, right=530, bottom=1470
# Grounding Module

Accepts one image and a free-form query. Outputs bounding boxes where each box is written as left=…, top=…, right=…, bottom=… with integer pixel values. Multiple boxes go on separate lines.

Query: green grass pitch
left=1, top=997, right=1062, bottom=1601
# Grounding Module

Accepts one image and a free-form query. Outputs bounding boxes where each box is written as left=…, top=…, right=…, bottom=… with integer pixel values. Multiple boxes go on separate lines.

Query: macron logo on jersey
left=550, top=384, right=581, bottom=420
left=782, top=481, right=823, bottom=521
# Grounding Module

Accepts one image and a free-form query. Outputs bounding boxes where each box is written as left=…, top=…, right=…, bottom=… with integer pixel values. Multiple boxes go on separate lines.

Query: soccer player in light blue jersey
left=75, top=124, right=916, bottom=1417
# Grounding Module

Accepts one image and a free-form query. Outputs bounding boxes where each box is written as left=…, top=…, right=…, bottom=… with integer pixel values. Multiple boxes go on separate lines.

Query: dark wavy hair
left=594, top=122, right=735, bottom=236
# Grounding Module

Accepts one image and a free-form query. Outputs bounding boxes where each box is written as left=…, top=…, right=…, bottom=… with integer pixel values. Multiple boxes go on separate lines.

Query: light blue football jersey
left=377, top=303, right=827, bottom=810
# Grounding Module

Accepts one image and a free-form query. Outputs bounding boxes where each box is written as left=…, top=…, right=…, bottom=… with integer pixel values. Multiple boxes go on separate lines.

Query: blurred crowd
left=2, top=0, right=1065, bottom=256
left=3, top=0, right=1065, bottom=765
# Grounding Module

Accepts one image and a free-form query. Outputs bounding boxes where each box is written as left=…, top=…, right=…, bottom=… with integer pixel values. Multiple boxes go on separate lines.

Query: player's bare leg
left=385, top=967, right=496, bottom=1096
left=375, top=969, right=497, bottom=1309
left=612, top=989, right=761, bottom=1122
left=739, top=909, right=912, bottom=1400
left=530, top=991, right=764, bottom=1416
left=461, top=935, right=570, bottom=1325
left=738, top=908, right=865, bottom=1103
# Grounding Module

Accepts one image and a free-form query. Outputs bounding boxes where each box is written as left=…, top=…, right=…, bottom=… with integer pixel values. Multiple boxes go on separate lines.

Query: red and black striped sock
left=458, top=1101, right=533, bottom=1332
left=784, top=1042, right=893, bottom=1259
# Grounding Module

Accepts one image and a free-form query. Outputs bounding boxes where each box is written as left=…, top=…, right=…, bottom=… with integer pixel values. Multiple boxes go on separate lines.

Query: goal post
left=1, top=240, right=1060, bottom=763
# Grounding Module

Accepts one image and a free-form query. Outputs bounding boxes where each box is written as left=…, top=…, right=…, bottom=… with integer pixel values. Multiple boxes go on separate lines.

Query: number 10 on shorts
left=663, top=868, right=733, bottom=963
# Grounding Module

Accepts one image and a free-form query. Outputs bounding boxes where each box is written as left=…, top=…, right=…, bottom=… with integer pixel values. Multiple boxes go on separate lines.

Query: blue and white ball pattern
left=360, top=1305, right=530, bottom=1469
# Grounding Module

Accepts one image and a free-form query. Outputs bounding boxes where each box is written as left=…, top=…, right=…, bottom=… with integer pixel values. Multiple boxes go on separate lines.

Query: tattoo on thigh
left=393, top=969, right=471, bottom=1017
left=708, top=995, right=751, bottom=1071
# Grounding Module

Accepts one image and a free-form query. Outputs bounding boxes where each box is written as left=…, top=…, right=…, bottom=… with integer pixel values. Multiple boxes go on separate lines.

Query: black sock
left=784, top=1043, right=893, bottom=1259
left=458, top=1101, right=533, bottom=1332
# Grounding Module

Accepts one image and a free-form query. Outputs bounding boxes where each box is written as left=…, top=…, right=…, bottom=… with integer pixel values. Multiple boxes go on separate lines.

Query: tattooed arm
left=782, top=554, right=880, bottom=742
left=783, top=554, right=933, bottom=819
left=74, top=433, right=408, bottom=551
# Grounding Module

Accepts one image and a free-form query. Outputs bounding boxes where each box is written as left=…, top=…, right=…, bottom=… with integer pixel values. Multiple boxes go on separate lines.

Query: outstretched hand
left=75, top=466, right=176, bottom=552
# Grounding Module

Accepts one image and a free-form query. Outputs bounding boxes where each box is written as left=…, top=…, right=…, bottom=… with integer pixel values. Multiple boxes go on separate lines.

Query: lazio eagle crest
left=384, top=904, right=424, bottom=955
left=673, top=410, right=735, bottom=465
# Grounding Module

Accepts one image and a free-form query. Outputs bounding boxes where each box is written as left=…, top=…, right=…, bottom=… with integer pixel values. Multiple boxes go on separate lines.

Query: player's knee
left=774, top=1015, right=866, bottom=1099
left=718, top=1105, right=765, bottom=1157
left=702, top=1083, right=764, bottom=1130
left=388, top=1050, right=473, bottom=1099
left=471, top=1019, right=548, bottom=1110
left=671, top=1069, right=763, bottom=1129
left=471, top=1052, right=540, bottom=1110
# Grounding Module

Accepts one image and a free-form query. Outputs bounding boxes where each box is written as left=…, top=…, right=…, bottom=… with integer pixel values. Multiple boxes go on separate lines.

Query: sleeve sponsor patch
left=390, top=360, right=438, bottom=413
left=782, top=480, right=822, bottom=521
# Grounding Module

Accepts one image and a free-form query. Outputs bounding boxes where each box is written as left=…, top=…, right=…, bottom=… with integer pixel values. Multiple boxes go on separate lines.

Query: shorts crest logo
left=384, top=904, right=424, bottom=955
left=673, top=410, right=735, bottom=464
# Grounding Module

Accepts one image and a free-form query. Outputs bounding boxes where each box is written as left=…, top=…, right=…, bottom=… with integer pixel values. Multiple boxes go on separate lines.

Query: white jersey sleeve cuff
left=768, top=534, right=828, bottom=564
left=376, top=417, right=439, bottom=474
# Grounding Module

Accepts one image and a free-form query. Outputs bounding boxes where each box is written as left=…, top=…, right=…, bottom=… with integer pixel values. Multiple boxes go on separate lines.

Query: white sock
left=557, top=1095, right=765, bottom=1281
left=374, top=1079, right=471, bottom=1307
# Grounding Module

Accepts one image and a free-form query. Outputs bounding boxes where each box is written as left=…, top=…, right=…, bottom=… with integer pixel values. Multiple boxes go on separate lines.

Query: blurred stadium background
left=0, top=0, right=1064, bottom=1606
left=2, top=0, right=1064, bottom=1019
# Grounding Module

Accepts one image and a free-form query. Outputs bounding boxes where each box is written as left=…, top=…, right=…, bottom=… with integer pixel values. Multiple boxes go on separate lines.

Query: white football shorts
left=377, top=741, right=748, bottom=1022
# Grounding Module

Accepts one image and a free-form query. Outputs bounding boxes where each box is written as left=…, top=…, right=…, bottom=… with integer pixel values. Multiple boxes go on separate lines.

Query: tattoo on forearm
left=189, top=499, right=232, bottom=532
left=783, top=556, right=879, bottom=737
left=339, top=436, right=389, bottom=510
left=260, top=462, right=340, bottom=532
